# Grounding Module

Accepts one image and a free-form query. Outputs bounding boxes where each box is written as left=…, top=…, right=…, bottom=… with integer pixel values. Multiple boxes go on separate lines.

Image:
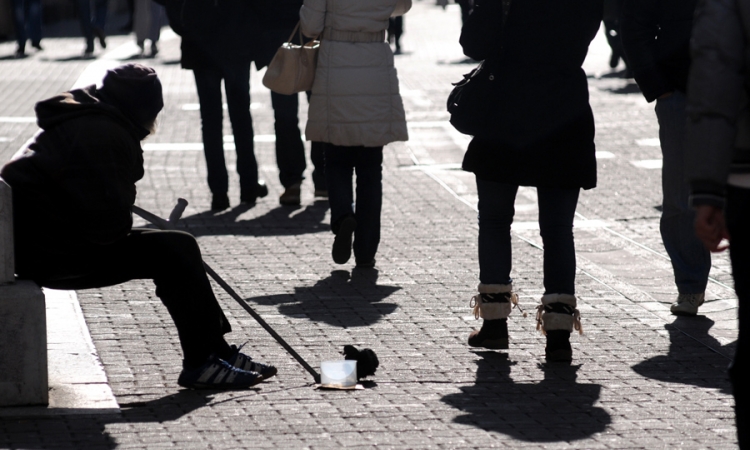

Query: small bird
left=342, top=345, right=379, bottom=379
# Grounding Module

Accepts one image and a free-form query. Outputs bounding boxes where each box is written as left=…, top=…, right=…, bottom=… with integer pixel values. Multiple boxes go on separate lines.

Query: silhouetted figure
left=388, top=16, right=403, bottom=54
left=168, top=0, right=268, bottom=210
left=255, top=0, right=327, bottom=206
left=300, top=0, right=411, bottom=268
left=685, top=0, right=750, bottom=444
left=459, top=0, right=601, bottom=362
left=10, top=0, right=42, bottom=57
left=0, top=64, right=276, bottom=391
left=78, top=0, right=108, bottom=56
left=621, top=0, right=709, bottom=316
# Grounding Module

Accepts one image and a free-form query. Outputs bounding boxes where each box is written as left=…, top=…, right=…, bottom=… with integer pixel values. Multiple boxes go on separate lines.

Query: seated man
left=0, top=63, right=276, bottom=390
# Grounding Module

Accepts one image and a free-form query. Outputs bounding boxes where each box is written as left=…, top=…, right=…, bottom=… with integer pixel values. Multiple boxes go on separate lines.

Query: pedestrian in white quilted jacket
left=300, top=0, right=411, bottom=268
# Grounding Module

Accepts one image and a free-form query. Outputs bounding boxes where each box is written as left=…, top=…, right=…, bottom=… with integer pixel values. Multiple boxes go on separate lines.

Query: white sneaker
left=670, top=293, right=705, bottom=316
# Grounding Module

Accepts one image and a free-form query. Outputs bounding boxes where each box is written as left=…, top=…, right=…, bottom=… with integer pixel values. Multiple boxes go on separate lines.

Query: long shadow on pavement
left=631, top=316, right=734, bottom=395
left=0, top=390, right=217, bottom=449
left=151, top=200, right=330, bottom=238
left=249, top=269, right=400, bottom=328
left=442, top=352, right=610, bottom=442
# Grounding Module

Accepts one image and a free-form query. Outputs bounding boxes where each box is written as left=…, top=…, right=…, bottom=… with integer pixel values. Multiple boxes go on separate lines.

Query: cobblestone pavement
left=0, top=2, right=739, bottom=448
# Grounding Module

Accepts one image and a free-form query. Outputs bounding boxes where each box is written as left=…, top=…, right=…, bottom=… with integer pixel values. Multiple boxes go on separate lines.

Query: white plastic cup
left=320, top=360, right=357, bottom=387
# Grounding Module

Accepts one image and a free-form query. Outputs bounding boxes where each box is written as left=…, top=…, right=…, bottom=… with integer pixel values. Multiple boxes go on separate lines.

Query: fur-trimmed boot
left=468, top=283, right=523, bottom=350
left=536, top=293, right=582, bottom=362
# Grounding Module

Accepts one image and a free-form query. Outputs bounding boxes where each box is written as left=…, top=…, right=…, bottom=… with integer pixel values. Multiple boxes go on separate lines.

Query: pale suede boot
left=536, top=293, right=582, bottom=362
left=468, top=283, right=523, bottom=349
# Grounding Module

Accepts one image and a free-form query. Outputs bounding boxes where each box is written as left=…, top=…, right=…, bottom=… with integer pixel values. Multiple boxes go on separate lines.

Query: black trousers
left=16, top=228, right=232, bottom=368
left=727, top=186, right=750, bottom=449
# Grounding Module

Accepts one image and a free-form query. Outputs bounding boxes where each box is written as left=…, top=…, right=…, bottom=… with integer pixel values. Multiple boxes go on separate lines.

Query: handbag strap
left=286, top=21, right=320, bottom=45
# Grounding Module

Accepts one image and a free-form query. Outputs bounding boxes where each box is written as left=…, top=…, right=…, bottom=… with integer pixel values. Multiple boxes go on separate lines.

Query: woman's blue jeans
left=655, top=91, right=712, bottom=294
left=476, top=178, right=580, bottom=294
left=325, top=145, right=383, bottom=263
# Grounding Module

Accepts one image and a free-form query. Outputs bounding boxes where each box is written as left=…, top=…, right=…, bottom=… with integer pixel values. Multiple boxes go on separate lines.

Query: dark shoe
left=211, top=193, right=230, bottom=211
left=93, top=27, right=107, bottom=49
left=609, top=52, right=619, bottom=69
left=31, top=42, right=42, bottom=51
left=14, top=46, right=25, bottom=58
left=332, top=216, right=356, bottom=264
left=225, top=344, right=277, bottom=380
left=545, top=330, right=572, bottom=362
left=178, top=354, right=263, bottom=390
left=468, top=318, right=509, bottom=349
left=150, top=42, right=159, bottom=57
left=240, top=181, right=268, bottom=204
left=84, top=42, right=94, bottom=57
left=279, top=182, right=301, bottom=206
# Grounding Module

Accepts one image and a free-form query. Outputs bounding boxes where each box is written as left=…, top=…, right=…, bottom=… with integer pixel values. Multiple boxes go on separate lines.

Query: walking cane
left=132, top=199, right=322, bottom=384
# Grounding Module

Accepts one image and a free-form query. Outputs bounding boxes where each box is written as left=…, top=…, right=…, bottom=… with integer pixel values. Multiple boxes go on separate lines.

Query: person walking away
left=300, top=0, right=411, bottom=268
left=388, top=16, right=403, bottom=54
left=78, top=0, right=108, bottom=56
left=167, top=0, right=268, bottom=210
left=255, top=0, right=327, bottom=206
left=685, top=0, right=750, bottom=444
left=0, top=64, right=277, bottom=389
left=459, top=0, right=601, bottom=362
left=134, top=0, right=165, bottom=57
left=603, top=0, right=628, bottom=72
left=621, top=0, right=710, bottom=316
left=10, top=0, right=42, bottom=58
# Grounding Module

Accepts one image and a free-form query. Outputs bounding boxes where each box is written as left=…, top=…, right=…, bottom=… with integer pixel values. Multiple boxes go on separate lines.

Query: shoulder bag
left=262, top=22, right=320, bottom=96
left=446, top=59, right=501, bottom=137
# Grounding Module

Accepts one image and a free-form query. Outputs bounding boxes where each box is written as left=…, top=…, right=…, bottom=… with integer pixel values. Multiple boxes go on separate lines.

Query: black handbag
left=446, top=59, right=501, bottom=137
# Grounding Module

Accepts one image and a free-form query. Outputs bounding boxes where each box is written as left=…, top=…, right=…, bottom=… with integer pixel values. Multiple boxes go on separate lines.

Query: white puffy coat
left=300, top=0, right=410, bottom=147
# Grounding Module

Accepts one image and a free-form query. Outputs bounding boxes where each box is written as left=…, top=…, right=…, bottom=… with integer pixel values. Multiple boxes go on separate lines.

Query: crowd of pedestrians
left=0, top=0, right=747, bottom=446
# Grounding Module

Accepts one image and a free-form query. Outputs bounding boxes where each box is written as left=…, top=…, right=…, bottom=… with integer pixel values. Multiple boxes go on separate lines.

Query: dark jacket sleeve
left=685, top=0, right=747, bottom=209
left=459, top=0, right=502, bottom=61
left=621, top=0, right=673, bottom=102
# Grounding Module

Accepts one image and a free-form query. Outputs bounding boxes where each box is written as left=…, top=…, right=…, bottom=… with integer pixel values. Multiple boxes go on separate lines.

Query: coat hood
left=34, top=85, right=151, bottom=141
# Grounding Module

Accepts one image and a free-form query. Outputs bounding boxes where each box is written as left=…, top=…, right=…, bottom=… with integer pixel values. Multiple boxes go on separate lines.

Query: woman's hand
left=694, top=204, right=730, bottom=252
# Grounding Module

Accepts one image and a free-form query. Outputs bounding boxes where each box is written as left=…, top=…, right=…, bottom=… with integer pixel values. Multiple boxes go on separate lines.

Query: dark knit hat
left=99, top=63, right=163, bottom=127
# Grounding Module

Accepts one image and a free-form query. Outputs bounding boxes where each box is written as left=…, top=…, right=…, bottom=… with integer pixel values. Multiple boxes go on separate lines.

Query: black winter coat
left=254, top=0, right=304, bottom=70
left=174, top=0, right=260, bottom=70
left=620, top=0, right=698, bottom=102
left=1, top=87, right=147, bottom=278
left=460, top=0, right=601, bottom=189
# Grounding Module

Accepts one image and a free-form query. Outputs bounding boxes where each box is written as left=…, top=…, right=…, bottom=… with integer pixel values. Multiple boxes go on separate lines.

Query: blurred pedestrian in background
left=456, top=0, right=473, bottom=25
left=685, top=0, right=750, bottom=445
left=621, top=0, right=708, bottom=317
left=134, top=0, right=165, bottom=58
left=459, top=0, right=601, bottom=362
left=167, top=0, right=267, bottom=211
left=603, top=0, right=630, bottom=74
left=10, top=0, right=43, bottom=57
left=255, top=0, right=327, bottom=206
left=388, top=16, right=403, bottom=54
left=300, top=0, right=411, bottom=267
left=78, top=0, right=108, bottom=56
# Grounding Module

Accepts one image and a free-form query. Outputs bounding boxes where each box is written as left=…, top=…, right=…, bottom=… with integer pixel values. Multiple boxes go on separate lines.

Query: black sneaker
left=225, top=344, right=277, bottom=380
left=93, top=27, right=107, bottom=49
left=468, top=318, right=509, bottom=349
left=211, top=193, right=230, bottom=211
left=178, top=354, right=263, bottom=390
left=240, top=181, right=269, bottom=204
left=332, top=216, right=356, bottom=264
left=545, top=330, right=572, bottom=362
